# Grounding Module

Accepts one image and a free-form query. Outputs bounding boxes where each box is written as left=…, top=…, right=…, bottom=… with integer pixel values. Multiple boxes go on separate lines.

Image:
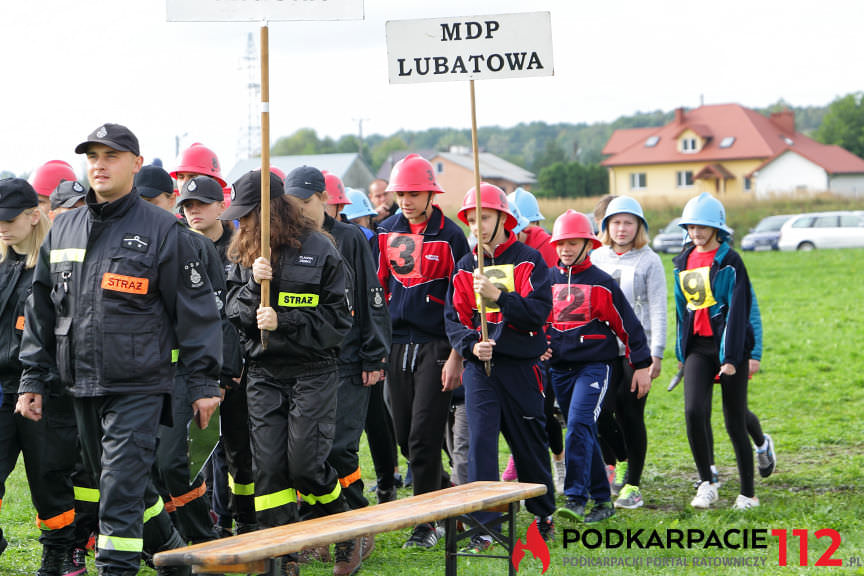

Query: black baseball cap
left=75, top=123, right=140, bottom=156
left=0, top=178, right=39, bottom=221
left=178, top=176, right=224, bottom=206
left=50, top=180, right=87, bottom=210
left=134, top=165, right=175, bottom=199
left=220, top=170, right=285, bottom=221
left=284, top=166, right=325, bottom=200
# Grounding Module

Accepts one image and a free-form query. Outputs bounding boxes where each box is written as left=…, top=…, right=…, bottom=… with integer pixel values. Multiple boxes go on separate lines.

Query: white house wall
left=828, top=174, right=864, bottom=198
left=754, top=151, right=829, bottom=198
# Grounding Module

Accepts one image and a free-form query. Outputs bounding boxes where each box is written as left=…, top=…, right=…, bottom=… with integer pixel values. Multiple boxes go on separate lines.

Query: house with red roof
left=601, top=103, right=864, bottom=199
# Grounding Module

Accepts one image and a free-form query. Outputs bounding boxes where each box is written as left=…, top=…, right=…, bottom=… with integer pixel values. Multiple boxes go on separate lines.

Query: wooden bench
left=154, top=481, right=546, bottom=575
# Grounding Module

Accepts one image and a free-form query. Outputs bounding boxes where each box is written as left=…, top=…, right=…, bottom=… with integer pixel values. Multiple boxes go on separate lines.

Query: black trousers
left=387, top=340, right=453, bottom=496
left=219, top=379, right=256, bottom=527
left=0, top=390, right=77, bottom=547
left=328, top=373, right=371, bottom=510
left=683, top=336, right=754, bottom=497
left=246, top=364, right=348, bottom=528
left=364, top=376, right=398, bottom=491
left=74, top=394, right=180, bottom=574
left=153, top=373, right=215, bottom=543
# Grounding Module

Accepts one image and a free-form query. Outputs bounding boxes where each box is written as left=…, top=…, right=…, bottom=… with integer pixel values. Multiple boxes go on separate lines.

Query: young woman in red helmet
left=444, top=183, right=556, bottom=552
left=546, top=210, right=651, bottom=524
left=374, top=153, right=469, bottom=549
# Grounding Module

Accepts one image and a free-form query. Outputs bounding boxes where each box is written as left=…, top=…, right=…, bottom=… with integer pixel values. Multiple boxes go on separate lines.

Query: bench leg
left=269, top=557, right=280, bottom=576
left=507, top=501, right=517, bottom=576
left=445, top=516, right=458, bottom=576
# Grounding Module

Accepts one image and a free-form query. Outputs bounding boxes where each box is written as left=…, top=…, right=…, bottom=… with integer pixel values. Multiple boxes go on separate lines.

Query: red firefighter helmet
left=551, top=209, right=601, bottom=248
left=321, top=171, right=351, bottom=205
left=30, top=160, right=76, bottom=197
left=457, top=183, right=518, bottom=231
left=385, top=154, right=444, bottom=194
left=170, top=143, right=226, bottom=187
left=269, top=166, right=286, bottom=181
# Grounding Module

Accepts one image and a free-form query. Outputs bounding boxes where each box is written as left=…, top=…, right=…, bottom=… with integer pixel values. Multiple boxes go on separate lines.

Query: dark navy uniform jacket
left=18, top=189, right=223, bottom=402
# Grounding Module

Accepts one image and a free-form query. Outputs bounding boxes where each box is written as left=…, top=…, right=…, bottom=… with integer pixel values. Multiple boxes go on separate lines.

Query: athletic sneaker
left=756, top=434, right=776, bottom=478
left=552, top=459, right=566, bottom=493
left=692, top=468, right=720, bottom=489
left=555, top=500, right=586, bottom=522
left=584, top=502, right=615, bottom=523
left=690, top=481, right=719, bottom=509
left=535, top=515, right=554, bottom=542
left=614, top=484, right=643, bottom=509
left=461, top=535, right=493, bottom=554
left=501, top=455, right=517, bottom=481
left=732, top=494, right=760, bottom=510
left=612, top=461, right=628, bottom=496
left=403, top=523, right=442, bottom=549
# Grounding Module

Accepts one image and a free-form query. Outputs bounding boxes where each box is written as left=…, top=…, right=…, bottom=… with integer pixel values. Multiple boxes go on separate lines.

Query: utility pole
left=353, top=117, right=369, bottom=158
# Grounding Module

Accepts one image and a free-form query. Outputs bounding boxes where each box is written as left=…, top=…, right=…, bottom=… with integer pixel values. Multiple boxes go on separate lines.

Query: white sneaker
left=690, top=481, right=719, bottom=509
left=553, top=459, right=566, bottom=493
left=732, top=494, right=760, bottom=510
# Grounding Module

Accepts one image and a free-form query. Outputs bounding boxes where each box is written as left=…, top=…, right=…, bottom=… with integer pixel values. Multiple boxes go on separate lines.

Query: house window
left=681, top=138, right=698, bottom=153
left=629, top=173, right=647, bottom=190
left=436, top=162, right=444, bottom=173
left=645, top=136, right=660, bottom=147
left=676, top=171, right=694, bottom=188
left=719, top=136, right=735, bottom=148
left=744, top=177, right=752, bottom=191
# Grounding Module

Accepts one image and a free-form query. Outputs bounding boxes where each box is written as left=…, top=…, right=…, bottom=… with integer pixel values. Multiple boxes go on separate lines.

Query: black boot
left=155, top=530, right=192, bottom=576
left=37, top=545, right=82, bottom=576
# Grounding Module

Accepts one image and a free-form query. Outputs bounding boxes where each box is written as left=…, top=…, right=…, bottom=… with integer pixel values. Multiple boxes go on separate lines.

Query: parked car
left=652, top=218, right=684, bottom=253
left=652, top=217, right=734, bottom=253
left=777, top=211, right=864, bottom=251
left=740, top=215, right=794, bottom=251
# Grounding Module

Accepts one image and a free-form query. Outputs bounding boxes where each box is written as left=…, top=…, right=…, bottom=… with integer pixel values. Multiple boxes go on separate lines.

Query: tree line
left=269, top=96, right=864, bottom=199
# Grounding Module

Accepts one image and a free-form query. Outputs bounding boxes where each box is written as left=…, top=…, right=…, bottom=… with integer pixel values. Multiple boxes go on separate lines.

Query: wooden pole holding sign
left=386, top=12, right=552, bottom=376
left=165, top=0, right=365, bottom=350
left=259, top=24, right=271, bottom=348
left=469, top=80, right=491, bottom=376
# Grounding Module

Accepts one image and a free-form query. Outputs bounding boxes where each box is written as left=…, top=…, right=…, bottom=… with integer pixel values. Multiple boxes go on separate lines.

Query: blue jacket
left=445, top=232, right=551, bottom=363
left=375, top=206, right=469, bottom=344
left=546, top=257, right=651, bottom=370
left=673, top=242, right=754, bottom=367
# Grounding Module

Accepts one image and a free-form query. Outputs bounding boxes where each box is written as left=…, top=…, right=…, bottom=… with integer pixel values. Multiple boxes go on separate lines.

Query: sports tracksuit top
left=18, top=189, right=223, bottom=401
left=375, top=205, right=470, bottom=344
left=546, top=256, right=652, bottom=370
left=445, top=232, right=551, bottom=363
left=672, top=241, right=754, bottom=368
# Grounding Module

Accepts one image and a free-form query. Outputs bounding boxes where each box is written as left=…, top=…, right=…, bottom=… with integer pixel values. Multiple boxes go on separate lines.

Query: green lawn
left=2, top=249, right=863, bottom=575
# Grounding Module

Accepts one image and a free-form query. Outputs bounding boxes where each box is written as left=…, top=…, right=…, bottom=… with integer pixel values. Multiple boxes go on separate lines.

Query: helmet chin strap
left=419, top=193, right=433, bottom=219
left=573, top=240, right=590, bottom=265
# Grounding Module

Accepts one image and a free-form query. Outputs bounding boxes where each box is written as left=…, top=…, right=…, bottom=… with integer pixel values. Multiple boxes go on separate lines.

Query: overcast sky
left=1, top=0, right=862, bottom=179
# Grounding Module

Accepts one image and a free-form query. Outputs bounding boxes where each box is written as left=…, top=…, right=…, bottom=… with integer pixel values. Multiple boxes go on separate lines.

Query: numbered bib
left=552, top=283, right=591, bottom=326
left=477, top=264, right=515, bottom=313
left=679, top=266, right=717, bottom=310
left=386, top=233, right=423, bottom=280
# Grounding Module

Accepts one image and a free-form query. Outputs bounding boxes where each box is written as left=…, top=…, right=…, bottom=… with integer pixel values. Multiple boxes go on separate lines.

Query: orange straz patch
left=101, top=273, right=149, bottom=295
left=15, top=316, right=25, bottom=330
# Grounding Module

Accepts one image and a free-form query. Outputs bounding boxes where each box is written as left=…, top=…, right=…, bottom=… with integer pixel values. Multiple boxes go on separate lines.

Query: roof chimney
left=770, top=108, right=795, bottom=134
left=675, top=107, right=685, bottom=124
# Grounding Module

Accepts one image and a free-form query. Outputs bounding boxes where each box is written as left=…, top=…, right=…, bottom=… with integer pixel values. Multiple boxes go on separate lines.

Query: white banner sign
left=386, top=12, right=553, bottom=84
left=167, top=0, right=363, bottom=22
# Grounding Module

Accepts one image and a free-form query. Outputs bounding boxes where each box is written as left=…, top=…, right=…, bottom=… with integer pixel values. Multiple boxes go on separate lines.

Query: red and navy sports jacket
left=375, top=205, right=470, bottom=344
left=521, top=225, right=559, bottom=269
left=546, top=256, right=651, bottom=370
left=445, top=233, right=551, bottom=362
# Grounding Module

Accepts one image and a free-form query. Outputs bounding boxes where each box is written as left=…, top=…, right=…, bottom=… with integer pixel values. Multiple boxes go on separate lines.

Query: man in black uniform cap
left=18, top=123, right=223, bottom=576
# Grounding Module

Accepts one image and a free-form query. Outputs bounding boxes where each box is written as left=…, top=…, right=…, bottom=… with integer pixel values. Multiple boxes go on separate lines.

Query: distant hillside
left=362, top=100, right=827, bottom=174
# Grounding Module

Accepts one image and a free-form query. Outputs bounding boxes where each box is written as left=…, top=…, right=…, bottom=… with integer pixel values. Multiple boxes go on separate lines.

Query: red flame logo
left=512, top=519, right=550, bottom=573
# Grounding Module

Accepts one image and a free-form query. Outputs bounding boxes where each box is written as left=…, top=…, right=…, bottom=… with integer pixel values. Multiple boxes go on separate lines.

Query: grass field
left=1, top=248, right=863, bottom=575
